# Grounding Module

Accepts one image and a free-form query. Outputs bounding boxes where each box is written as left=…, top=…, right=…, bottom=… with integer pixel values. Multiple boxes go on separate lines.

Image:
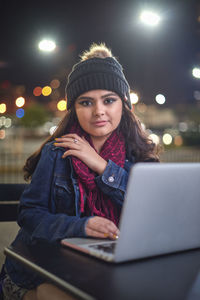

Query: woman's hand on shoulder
left=85, top=216, right=120, bottom=240
left=54, top=134, right=107, bottom=174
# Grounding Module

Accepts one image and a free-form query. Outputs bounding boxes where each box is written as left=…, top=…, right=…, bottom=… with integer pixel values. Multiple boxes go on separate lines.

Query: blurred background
left=0, top=0, right=200, bottom=183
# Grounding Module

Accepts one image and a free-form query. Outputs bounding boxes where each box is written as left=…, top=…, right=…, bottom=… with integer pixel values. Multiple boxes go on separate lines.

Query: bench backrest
left=0, top=184, right=27, bottom=221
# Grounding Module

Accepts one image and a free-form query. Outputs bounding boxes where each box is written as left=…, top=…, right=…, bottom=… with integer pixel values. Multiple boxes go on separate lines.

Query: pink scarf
left=70, top=123, right=126, bottom=226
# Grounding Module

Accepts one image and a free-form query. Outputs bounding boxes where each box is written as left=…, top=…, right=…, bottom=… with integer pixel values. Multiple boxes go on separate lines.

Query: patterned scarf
left=70, top=123, right=126, bottom=226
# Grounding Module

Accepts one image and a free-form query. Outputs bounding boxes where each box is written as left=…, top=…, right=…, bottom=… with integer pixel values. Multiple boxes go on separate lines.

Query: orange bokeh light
left=50, top=79, right=60, bottom=89
left=33, top=86, right=42, bottom=96
left=174, top=135, right=183, bottom=146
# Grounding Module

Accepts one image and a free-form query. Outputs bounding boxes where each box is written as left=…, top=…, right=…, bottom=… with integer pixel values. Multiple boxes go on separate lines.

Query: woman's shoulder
left=43, top=140, right=64, bottom=152
left=124, top=155, right=135, bottom=171
left=35, top=141, right=68, bottom=173
left=40, top=141, right=65, bottom=159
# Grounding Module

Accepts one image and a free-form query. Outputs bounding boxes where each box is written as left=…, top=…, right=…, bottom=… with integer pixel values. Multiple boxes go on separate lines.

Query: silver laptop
left=61, top=163, right=200, bottom=263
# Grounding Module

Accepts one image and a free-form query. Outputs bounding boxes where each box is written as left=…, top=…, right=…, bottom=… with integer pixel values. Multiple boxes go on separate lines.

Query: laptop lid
left=114, top=163, right=200, bottom=262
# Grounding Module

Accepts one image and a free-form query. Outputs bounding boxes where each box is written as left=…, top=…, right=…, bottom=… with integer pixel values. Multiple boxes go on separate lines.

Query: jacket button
left=108, top=176, right=114, bottom=183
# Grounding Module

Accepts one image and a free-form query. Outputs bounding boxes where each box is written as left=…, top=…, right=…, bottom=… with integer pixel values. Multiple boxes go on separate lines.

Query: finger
left=54, top=141, right=80, bottom=149
left=62, top=150, right=80, bottom=159
left=109, top=233, right=119, bottom=240
left=104, top=226, right=119, bottom=240
left=55, top=137, right=80, bottom=144
left=55, top=137, right=75, bottom=141
left=55, top=135, right=82, bottom=144
left=62, top=134, right=81, bottom=140
left=116, top=229, right=120, bottom=236
left=86, top=228, right=118, bottom=240
left=87, top=217, right=119, bottom=236
left=104, top=220, right=118, bottom=231
left=86, top=228, right=110, bottom=239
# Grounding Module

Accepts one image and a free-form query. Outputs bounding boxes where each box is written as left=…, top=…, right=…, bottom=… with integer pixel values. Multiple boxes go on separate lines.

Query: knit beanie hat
left=66, top=45, right=132, bottom=110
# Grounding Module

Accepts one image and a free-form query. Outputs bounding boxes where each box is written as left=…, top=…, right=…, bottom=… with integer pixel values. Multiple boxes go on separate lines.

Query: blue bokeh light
left=16, top=108, right=25, bottom=118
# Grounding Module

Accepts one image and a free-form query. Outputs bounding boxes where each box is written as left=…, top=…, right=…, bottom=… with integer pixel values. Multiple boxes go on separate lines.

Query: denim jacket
left=4, top=141, right=135, bottom=288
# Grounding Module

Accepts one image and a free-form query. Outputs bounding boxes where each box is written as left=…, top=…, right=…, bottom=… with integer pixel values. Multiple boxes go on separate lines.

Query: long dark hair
left=118, top=104, right=160, bottom=162
left=23, top=103, right=160, bottom=181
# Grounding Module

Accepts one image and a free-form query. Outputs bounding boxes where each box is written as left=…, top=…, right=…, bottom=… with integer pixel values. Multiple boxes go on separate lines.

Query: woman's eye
left=104, top=98, right=116, bottom=104
left=79, top=100, right=92, bottom=106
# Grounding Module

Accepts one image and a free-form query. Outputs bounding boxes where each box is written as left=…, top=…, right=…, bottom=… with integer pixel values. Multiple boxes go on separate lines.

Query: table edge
left=4, top=246, right=95, bottom=300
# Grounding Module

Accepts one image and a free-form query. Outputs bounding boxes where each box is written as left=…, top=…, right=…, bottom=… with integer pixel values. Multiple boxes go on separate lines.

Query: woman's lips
left=92, top=121, right=108, bottom=127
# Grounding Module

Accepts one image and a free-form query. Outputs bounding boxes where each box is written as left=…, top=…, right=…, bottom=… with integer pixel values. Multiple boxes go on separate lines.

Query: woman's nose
left=93, top=103, right=105, bottom=116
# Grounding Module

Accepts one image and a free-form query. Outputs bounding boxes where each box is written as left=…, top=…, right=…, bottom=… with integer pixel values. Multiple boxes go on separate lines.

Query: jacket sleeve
left=95, top=159, right=132, bottom=207
left=17, top=144, right=90, bottom=244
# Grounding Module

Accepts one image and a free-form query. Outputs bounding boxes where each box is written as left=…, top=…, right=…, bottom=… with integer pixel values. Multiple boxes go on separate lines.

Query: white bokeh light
left=38, top=39, right=56, bottom=52
left=162, top=133, right=172, bottom=145
left=192, top=68, right=200, bottom=79
left=49, top=126, right=57, bottom=135
left=155, top=94, right=166, bottom=104
left=130, top=92, right=139, bottom=104
left=179, top=122, right=188, bottom=132
left=140, top=11, right=160, bottom=26
left=149, top=133, right=160, bottom=145
left=4, top=118, right=12, bottom=128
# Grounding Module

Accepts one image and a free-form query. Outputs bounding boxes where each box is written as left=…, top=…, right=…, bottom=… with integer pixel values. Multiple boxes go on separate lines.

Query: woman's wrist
left=94, top=158, right=107, bottom=175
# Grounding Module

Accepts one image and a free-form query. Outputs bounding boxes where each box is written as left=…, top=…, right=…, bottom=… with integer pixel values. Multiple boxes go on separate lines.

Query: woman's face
left=75, top=89, right=123, bottom=144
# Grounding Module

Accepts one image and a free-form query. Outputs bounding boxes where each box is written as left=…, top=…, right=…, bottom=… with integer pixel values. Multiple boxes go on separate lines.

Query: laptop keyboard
left=88, top=242, right=116, bottom=254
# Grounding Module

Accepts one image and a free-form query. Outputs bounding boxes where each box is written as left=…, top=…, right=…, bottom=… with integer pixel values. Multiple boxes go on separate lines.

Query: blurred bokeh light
left=179, top=122, right=188, bottom=132
left=140, top=11, right=160, bottom=26
left=49, top=126, right=57, bottom=135
left=149, top=133, right=160, bottom=145
left=192, top=67, right=200, bottom=79
left=57, top=100, right=67, bottom=111
left=155, top=94, right=166, bottom=105
left=0, top=129, right=5, bottom=139
left=50, top=79, right=60, bottom=89
left=16, top=108, right=25, bottom=118
left=33, top=86, right=42, bottom=96
left=174, top=135, right=183, bottom=146
left=130, top=92, right=139, bottom=104
left=16, top=97, right=25, bottom=107
left=38, top=39, right=56, bottom=52
left=42, top=86, right=52, bottom=96
left=162, top=133, right=173, bottom=145
left=0, top=103, right=6, bottom=113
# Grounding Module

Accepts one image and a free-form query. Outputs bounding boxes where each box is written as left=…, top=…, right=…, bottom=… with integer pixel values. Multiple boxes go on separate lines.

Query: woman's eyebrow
left=77, top=96, right=93, bottom=101
left=77, top=92, right=118, bottom=101
left=101, top=93, right=118, bottom=99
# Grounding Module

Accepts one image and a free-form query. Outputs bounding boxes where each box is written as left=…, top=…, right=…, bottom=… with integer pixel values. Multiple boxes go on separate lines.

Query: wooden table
left=4, top=240, right=200, bottom=300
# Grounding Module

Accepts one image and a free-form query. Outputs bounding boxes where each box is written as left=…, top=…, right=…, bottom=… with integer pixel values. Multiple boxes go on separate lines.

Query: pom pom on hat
left=80, top=42, right=113, bottom=60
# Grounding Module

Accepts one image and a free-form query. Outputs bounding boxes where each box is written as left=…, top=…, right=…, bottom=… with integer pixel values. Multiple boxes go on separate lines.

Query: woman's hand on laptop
left=85, top=217, right=120, bottom=240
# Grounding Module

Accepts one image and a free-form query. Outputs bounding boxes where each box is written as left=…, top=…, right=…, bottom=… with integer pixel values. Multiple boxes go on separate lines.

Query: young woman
left=1, top=43, right=159, bottom=299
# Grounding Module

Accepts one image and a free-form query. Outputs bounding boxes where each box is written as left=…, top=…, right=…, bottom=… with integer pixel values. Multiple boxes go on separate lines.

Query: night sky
left=0, top=0, right=199, bottom=107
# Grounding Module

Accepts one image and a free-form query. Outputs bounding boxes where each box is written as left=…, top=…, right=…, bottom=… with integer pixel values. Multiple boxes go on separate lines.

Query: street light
left=155, top=94, right=166, bottom=105
left=38, top=39, right=56, bottom=52
left=130, top=92, right=139, bottom=104
left=192, top=67, right=200, bottom=79
left=16, top=97, right=25, bottom=107
left=140, top=11, right=160, bottom=26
